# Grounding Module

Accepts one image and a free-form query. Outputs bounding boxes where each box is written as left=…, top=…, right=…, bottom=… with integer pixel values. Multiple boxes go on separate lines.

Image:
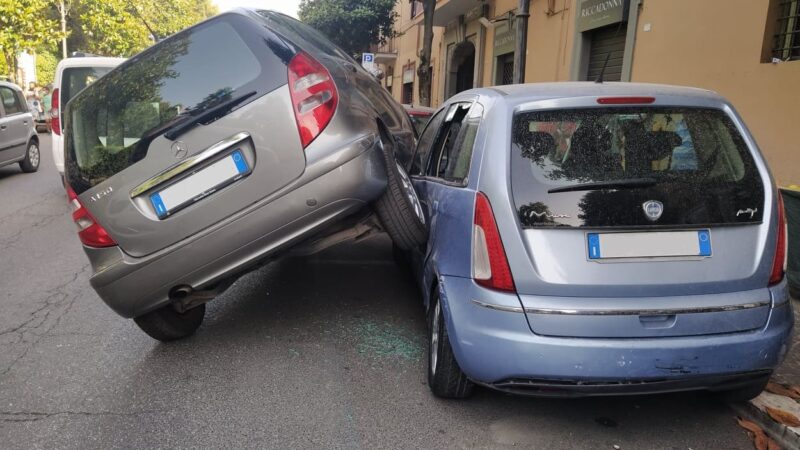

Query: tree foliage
left=0, top=0, right=217, bottom=85
left=298, top=0, right=397, bottom=56
left=36, top=51, right=58, bottom=85
left=75, top=0, right=218, bottom=57
left=0, top=52, right=8, bottom=78
left=0, top=0, right=63, bottom=83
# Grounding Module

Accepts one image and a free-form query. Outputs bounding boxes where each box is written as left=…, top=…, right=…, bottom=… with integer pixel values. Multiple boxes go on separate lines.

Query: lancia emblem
left=642, top=200, right=663, bottom=222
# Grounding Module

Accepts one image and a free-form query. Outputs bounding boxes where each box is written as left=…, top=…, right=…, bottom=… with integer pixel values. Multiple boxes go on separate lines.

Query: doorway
left=447, top=40, right=476, bottom=98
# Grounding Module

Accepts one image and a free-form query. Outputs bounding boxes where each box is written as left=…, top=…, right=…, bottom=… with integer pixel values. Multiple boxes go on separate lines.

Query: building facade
left=375, top=0, right=800, bottom=185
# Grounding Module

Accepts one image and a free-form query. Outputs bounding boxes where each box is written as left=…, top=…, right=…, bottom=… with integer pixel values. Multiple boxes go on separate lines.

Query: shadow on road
left=124, top=235, right=748, bottom=448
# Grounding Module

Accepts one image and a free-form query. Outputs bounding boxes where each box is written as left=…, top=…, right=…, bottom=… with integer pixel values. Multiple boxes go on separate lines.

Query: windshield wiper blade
left=548, top=177, right=658, bottom=194
left=164, top=90, right=257, bottom=140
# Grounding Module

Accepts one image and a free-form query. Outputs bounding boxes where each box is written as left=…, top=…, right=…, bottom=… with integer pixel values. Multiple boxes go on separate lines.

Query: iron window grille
left=774, top=0, right=800, bottom=61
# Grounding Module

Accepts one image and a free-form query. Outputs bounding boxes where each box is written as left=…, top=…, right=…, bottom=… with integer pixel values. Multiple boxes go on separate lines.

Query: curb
left=729, top=392, right=800, bottom=450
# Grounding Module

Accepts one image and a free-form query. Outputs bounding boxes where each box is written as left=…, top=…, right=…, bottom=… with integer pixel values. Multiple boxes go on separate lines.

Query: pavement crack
left=0, top=264, right=92, bottom=377
left=0, top=410, right=165, bottom=423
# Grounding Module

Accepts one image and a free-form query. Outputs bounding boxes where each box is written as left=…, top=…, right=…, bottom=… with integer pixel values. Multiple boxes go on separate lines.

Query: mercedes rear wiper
left=164, top=90, right=257, bottom=141
left=547, top=177, right=658, bottom=194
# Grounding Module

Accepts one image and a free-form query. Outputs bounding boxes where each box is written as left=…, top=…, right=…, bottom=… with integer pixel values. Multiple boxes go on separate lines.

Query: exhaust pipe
left=169, top=280, right=233, bottom=313
left=170, top=285, right=193, bottom=299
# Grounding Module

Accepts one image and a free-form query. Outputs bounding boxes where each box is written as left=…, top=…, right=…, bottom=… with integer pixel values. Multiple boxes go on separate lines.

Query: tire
left=19, top=140, right=40, bottom=173
left=713, top=378, right=768, bottom=402
left=428, top=291, right=474, bottom=399
left=374, top=127, right=427, bottom=251
left=133, top=303, right=205, bottom=342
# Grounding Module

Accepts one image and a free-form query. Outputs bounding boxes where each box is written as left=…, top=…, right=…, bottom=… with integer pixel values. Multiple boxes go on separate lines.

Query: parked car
left=0, top=81, right=40, bottom=173
left=63, top=9, right=425, bottom=341
left=51, top=55, right=125, bottom=183
left=407, top=83, right=793, bottom=401
left=403, top=104, right=434, bottom=135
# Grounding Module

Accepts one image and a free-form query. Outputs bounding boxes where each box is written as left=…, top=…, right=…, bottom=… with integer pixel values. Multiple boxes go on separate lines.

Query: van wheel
left=375, top=129, right=427, bottom=251
left=19, top=141, right=40, bottom=173
left=713, top=378, right=768, bottom=402
left=133, top=303, right=205, bottom=342
left=428, top=291, right=474, bottom=399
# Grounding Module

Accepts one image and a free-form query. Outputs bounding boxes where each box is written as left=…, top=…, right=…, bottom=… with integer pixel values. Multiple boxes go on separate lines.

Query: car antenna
left=595, top=53, right=611, bottom=84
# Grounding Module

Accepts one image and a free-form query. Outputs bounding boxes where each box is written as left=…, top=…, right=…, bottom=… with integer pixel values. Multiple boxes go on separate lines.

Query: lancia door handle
left=0, top=125, right=6, bottom=130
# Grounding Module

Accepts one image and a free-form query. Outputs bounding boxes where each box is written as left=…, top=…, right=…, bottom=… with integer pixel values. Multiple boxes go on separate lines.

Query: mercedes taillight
left=66, top=186, right=116, bottom=248
left=287, top=52, right=338, bottom=149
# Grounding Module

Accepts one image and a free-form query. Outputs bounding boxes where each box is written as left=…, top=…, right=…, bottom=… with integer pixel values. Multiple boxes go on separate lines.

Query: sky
left=211, top=0, right=300, bottom=18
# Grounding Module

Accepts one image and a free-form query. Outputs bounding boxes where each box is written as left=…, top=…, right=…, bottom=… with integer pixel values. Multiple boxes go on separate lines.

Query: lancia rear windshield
left=511, top=107, right=765, bottom=228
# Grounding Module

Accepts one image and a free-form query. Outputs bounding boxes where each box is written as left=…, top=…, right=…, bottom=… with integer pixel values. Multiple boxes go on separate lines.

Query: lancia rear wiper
left=547, top=177, right=658, bottom=194
left=164, top=90, right=257, bottom=141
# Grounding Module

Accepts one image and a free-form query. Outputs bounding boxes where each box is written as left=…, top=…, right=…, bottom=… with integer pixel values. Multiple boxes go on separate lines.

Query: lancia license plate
left=587, top=230, right=712, bottom=260
left=150, top=150, right=249, bottom=219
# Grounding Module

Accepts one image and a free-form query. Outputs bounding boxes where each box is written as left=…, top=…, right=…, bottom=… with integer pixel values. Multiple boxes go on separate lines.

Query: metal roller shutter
left=586, top=24, right=627, bottom=81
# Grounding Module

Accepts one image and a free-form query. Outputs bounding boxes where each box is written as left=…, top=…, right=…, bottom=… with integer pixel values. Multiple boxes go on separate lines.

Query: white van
left=51, top=56, right=125, bottom=179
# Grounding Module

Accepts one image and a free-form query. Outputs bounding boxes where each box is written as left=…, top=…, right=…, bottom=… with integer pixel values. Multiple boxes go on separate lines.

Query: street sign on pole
left=361, top=53, right=375, bottom=71
left=361, top=52, right=381, bottom=77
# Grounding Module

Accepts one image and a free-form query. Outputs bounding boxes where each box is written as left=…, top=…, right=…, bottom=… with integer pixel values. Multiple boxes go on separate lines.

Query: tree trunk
left=60, top=0, right=68, bottom=59
left=416, top=0, right=435, bottom=107
left=3, top=52, right=18, bottom=85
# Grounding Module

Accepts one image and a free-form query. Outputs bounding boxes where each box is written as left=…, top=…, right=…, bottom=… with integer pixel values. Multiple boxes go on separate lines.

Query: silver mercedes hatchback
left=63, top=10, right=426, bottom=340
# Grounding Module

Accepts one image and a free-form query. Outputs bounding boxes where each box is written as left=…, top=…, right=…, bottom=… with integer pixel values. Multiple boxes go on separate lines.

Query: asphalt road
left=0, top=135, right=753, bottom=449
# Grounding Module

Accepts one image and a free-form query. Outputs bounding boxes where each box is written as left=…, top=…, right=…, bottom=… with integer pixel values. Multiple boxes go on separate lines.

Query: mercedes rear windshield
left=65, top=14, right=292, bottom=193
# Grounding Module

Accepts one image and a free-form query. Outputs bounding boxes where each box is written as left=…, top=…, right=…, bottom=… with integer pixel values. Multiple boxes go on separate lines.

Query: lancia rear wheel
left=427, top=291, right=474, bottom=399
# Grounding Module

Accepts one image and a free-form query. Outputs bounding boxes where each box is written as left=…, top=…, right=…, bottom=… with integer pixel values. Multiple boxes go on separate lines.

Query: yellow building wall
left=481, top=0, right=574, bottom=90
left=630, top=0, right=800, bottom=185
left=482, top=0, right=518, bottom=86
left=525, top=0, right=575, bottom=82
left=382, top=0, right=797, bottom=185
left=383, top=0, right=445, bottom=107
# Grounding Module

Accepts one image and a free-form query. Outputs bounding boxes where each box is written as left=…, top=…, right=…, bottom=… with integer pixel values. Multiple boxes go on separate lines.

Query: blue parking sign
left=362, top=53, right=374, bottom=63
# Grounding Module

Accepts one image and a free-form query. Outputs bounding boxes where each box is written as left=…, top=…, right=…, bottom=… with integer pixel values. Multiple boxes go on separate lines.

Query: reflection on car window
left=67, top=16, right=284, bottom=187
left=256, top=10, right=355, bottom=63
left=510, top=107, right=765, bottom=228
left=442, top=104, right=482, bottom=183
left=427, top=103, right=470, bottom=179
left=513, top=108, right=750, bottom=185
left=409, top=115, right=430, bottom=134
left=0, top=87, right=23, bottom=115
left=62, top=67, right=113, bottom=109
left=410, top=109, right=444, bottom=175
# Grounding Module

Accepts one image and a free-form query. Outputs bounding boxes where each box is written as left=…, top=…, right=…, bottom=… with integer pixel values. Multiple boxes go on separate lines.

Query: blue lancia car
left=404, top=83, right=793, bottom=399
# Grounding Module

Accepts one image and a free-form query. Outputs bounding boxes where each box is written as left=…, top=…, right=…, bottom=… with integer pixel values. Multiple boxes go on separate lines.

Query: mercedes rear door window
left=61, top=67, right=113, bottom=109
left=0, top=86, right=23, bottom=115
left=511, top=107, right=764, bottom=228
